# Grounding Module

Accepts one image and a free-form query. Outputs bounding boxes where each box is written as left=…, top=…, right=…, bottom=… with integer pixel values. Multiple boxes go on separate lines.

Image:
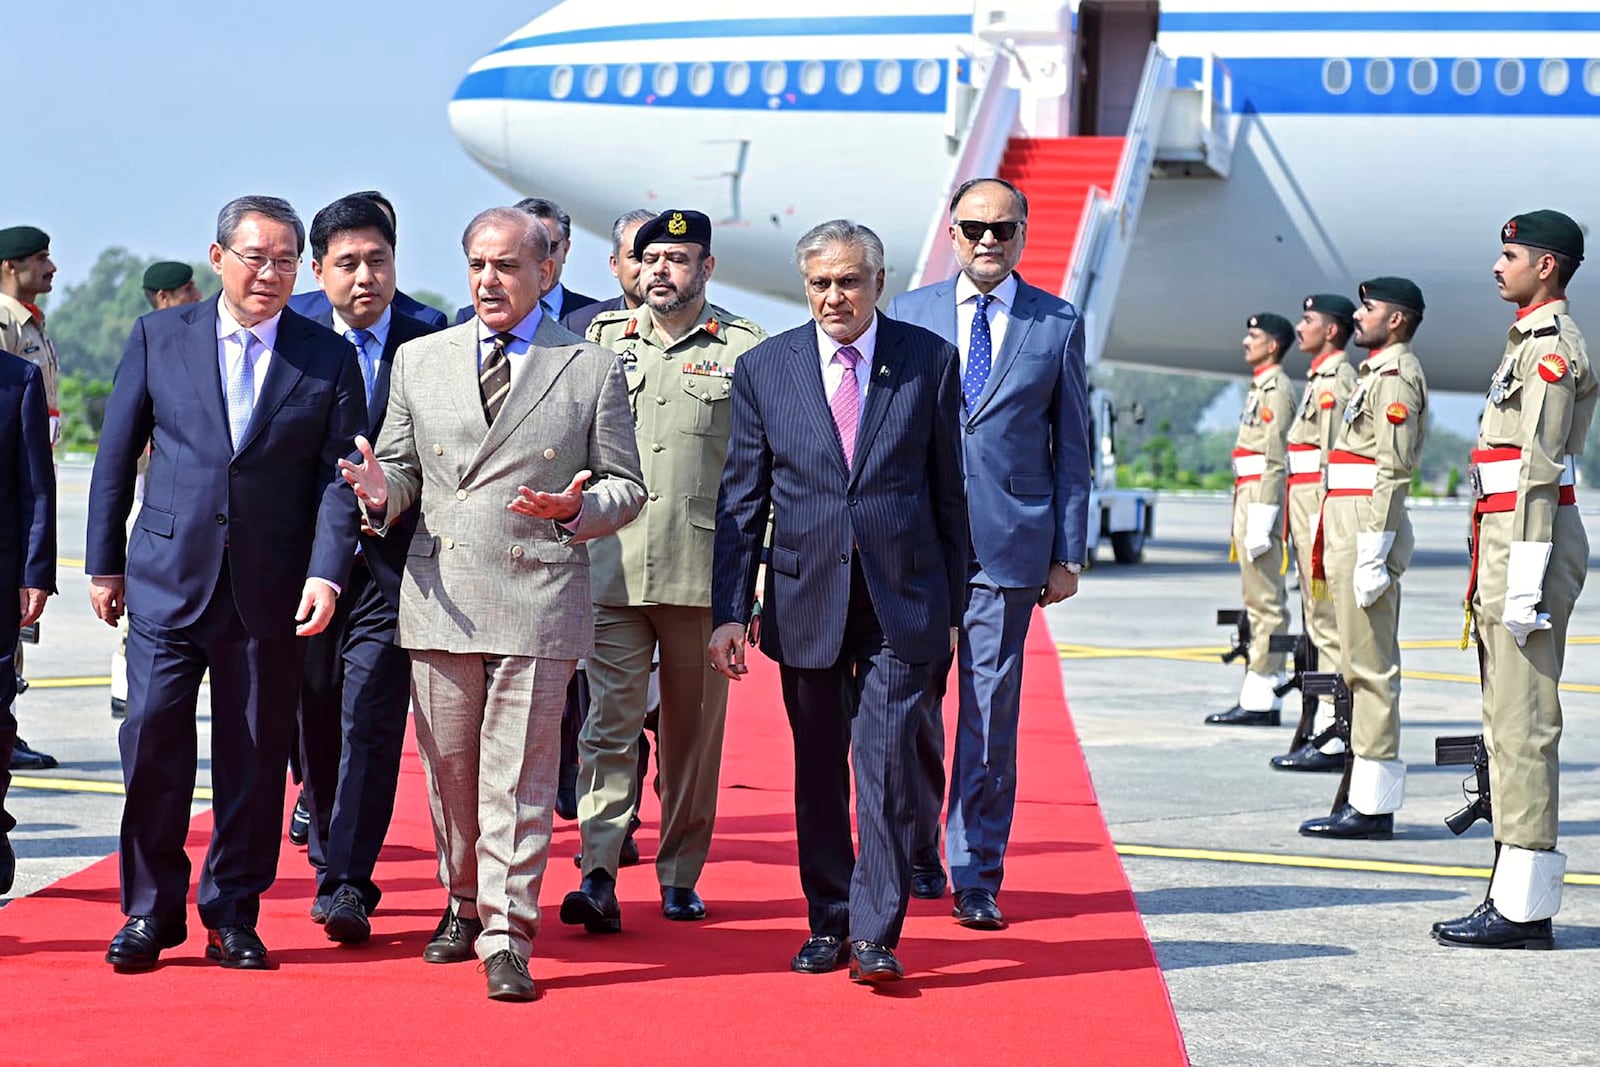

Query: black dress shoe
left=620, top=831, right=641, bottom=867
left=790, top=934, right=851, bottom=974
left=1434, top=901, right=1553, bottom=949
left=288, top=792, right=310, bottom=846
left=1432, top=900, right=1491, bottom=936
left=110, top=696, right=127, bottom=719
left=1204, top=705, right=1280, bottom=726
left=323, top=885, right=371, bottom=944
left=0, top=833, right=13, bottom=896
left=310, top=897, right=328, bottom=924
left=848, top=940, right=904, bottom=984
left=10, top=737, right=57, bottom=771
left=1299, top=803, right=1393, bottom=840
left=205, top=925, right=271, bottom=969
left=423, top=909, right=484, bottom=963
left=953, top=888, right=1006, bottom=930
left=661, top=886, right=706, bottom=921
left=482, top=948, right=538, bottom=1001
left=106, top=915, right=187, bottom=973
left=560, top=871, right=622, bottom=933
left=555, top=766, right=578, bottom=821
left=910, top=864, right=947, bottom=900
left=1270, top=743, right=1345, bottom=772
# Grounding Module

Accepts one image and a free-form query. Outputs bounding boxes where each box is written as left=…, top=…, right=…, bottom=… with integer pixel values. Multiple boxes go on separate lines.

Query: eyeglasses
left=956, top=220, right=1024, bottom=242
left=226, top=246, right=300, bottom=276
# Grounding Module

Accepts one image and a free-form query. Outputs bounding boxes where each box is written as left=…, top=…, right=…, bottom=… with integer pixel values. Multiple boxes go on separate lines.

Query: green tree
left=48, top=248, right=216, bottom=381
left=408, top=288, right=453, bottom=318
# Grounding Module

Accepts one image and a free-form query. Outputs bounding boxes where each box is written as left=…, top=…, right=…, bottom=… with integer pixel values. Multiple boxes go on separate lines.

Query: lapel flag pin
left=878, top=365, right=889, bottom=378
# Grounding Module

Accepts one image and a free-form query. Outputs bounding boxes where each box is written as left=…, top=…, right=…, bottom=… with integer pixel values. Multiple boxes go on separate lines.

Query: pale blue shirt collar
left=216, top=300, right=282, bottom=351
left=332, top=303, right=392, bottom=353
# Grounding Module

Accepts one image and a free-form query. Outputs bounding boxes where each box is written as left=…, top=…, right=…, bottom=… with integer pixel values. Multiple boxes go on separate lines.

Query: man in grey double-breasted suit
left=341, top=206, right=644, bottom=1001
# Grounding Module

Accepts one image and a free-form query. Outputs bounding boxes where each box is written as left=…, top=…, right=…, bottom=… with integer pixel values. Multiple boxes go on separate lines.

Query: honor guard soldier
left=1434, top=211, right=1596, bottom=948
left=1273, top=295, right=1359, bottom=771
left=561, top=209, right=767, bottom=932
left=1301, top=277, right=1428, bottom=839
left=1207, top=313, right=1295, bottom=725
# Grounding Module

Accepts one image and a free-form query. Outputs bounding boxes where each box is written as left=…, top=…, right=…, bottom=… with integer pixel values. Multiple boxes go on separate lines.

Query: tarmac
left=7, top=467, right=1600, bottom=1065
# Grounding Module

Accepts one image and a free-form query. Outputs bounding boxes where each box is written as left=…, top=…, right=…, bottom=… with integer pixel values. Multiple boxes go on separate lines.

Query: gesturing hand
left=510, top=469, right=590, bottom=524
left=337, top=435, right=387, bottom=511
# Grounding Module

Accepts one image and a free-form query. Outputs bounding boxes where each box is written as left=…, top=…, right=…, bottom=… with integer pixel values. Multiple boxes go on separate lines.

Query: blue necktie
left=347, top=328, right=376, bottom=405
left=963, top=293, right=994, bottom=408
left=225, top=328, right=259, bottom=450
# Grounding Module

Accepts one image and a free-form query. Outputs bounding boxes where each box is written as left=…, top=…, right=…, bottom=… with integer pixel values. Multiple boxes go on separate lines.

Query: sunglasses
left=956, top=220, right=1023, bottom=241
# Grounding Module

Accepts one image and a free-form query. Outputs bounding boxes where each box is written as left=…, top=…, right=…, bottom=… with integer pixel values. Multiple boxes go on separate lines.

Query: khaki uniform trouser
left=579, top=603, right=728, bottom=888
left=1471, top=508, right=1588, bottom=850
left=1233, top=492, right=1288, bottom=675
left=1322, top=495, right=1413, bottom=761
left=1288, top=483, right=1340, bottom=670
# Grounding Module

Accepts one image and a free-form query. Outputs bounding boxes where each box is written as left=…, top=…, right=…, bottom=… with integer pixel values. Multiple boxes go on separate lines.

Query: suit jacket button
left=215, top=513, right=227, bottom=524
left=229, top=465, right=239, bottom=476
left=840, top=552, right=848, bottom=563
left=433, top=444, right=444, bottom=455
left=444, top=537, right=455, bottom=549
left=456, top=489, right=468, bottom=500
left=655, top=396, right=667, bottom=405
left=511, top=545, right=524, bottom=558
left=965, top=425, right=976, bottom=434
left=544, top=448, right=557, bottom=459
left=648, top=491, right=660, bottom=502
left=651, top=443, right=663, bottom=452
left=847, top=498, right=857, bottom=507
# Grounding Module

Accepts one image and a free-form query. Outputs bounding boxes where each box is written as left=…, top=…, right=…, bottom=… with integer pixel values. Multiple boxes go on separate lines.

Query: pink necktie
left=830, top=345, right=862, bottom=469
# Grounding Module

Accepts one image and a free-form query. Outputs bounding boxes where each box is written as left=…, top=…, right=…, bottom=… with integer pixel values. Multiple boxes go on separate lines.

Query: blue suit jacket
left=454, top=283, right=600, bottom=326
left=713, top=315, right=968, bottom=669
left=888, top=276, right=1091, bottom=585
left=86, top=297, right=367, bottom=638
left=561, top=293, right=625, bottom=338
left=0, top=351, right=56, bottom=621
left=290, top=288, right=447, bottom=331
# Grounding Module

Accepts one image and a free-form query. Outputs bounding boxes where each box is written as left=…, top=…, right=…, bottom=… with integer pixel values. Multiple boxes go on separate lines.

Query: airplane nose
left=449, top=71, right=510, bottom=180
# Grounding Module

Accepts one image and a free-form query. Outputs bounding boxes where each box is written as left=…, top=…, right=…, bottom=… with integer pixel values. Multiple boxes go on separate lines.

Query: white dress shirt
left=216, top=301, right=282, bottom=405
left=332, top=303, right=393, bottom=355
left=477, top=303, right=546, bottom=387
left=816, top=313, right=878, bottom=410
left=954, top=271, right=1018, bottom=377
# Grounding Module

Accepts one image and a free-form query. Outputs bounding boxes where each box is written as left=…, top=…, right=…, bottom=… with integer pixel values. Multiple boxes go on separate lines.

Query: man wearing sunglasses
left=888, top=177, right=1091, bottom=931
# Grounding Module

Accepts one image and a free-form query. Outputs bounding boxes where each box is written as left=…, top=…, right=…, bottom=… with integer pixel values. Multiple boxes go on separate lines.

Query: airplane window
left=550, top=65, right=574, bottom=100
left=876, top=59, right=903, bottom=94
left=1453, top=58, right=1481, bottom=94
left=584, top=64, right=608, bottom=99
left=1321, top=58, right=1351, bottom=95
left=1586, top=59, right=1600, bottom=95
left=1496, top=58, right=1525, bottom=95
left=654, top=62, right=679, bottom=97
left=914, top=59, right=942, bottom=94
left=689, top=62, right=714, bottom=96
left=1540, top=58, right=1570, bottom=95
left=1408, top=58, right=1437, bottom=94
left=837, top=59, right=864, bottom=95
left=726, top=61, right=751, bottom=96
left=800, top=61, right=825, bottom=95
left=1365, top=58, right=1394, bottom=94
left=763, top=61, right=788, bottom=95
left=619, top=64, right=643, bottom=98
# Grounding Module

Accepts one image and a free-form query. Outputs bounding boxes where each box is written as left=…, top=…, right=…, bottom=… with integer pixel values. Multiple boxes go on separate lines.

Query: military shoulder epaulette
left=1381, top=367, right=1401, bottom=376
left=1532, top=325, right=1560, bottom=338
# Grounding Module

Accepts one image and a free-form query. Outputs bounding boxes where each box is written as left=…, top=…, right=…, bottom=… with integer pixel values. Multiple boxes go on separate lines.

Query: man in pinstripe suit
left=711, top=220, right=966, bottom=984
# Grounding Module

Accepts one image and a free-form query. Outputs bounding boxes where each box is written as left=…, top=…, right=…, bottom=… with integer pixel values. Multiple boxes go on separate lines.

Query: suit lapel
left=460, top=315, right=578, bottom=485
left=970, top=281, right=1037, bottom=419
left=848, top=318, right=904, bottom=488
left=371, top=315, right=426, bottom=431
left=235, top=311, right=308, bottom=455
left=180, top=297, right=234, bottom=448
left=785, top=330, right=850, bottom=482
left=928, top=278, right=959, bottom=347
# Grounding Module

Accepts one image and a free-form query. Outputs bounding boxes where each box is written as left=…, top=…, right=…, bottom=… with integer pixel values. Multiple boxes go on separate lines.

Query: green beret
left=633, top=209, right=712, bottom=258
left=1501, top=209, right=1584, bottom=262
left=0, top=225, right=49, bottom=262
left=1359, top=277, right=1425, bottom=315
left=1303, top=293, right=1356, bottom=323
left=1247, top=312, right=1294, bottom=351
left=142, top=261, right=194, bottom=292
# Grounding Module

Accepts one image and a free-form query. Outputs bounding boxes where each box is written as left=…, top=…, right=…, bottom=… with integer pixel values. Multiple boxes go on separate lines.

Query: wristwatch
left=1053, top=560, right=1082, bottom=574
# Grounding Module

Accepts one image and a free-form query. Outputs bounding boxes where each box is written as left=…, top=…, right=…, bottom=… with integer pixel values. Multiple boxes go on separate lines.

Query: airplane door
left=1073, top=1, right=1159, bottom=135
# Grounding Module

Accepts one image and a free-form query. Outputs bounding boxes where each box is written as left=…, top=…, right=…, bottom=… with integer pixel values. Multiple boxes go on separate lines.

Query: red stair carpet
left=998, top=136, right=1125, bottom=294
left=0, top=610, right=1186, bottom=1066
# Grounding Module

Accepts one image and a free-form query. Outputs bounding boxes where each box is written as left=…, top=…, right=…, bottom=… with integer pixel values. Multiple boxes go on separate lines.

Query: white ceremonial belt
left=1232, top=453, right=1268, bottom=478
left=1287, top=448, right=1323, bottom=475
left=1325, top=463, right=1378, bottom=491
left=1470, top=455, right=1576, bottom=498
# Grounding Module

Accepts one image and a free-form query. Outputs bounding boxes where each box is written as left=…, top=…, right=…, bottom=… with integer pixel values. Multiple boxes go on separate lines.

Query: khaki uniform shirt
left=586, top=302, right=767, bottom=607
left=1233, top=363, right=1293, bottom=509
left=1331, top=343, right=1428, bottom=534
left=1287, top=351, right=1358, bottom=457
left=0, top=291, right=59, bottom=442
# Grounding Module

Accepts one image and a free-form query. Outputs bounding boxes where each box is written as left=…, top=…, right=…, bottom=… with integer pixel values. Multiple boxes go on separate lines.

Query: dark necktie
left=480, top=332, right=514, bottom=424
left=963, top=293, right=994, bottom=408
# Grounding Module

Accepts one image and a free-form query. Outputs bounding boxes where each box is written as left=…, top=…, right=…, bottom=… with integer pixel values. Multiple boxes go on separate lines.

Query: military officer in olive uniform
left=1301, top=277, right=1428, bottom=840
left=1435, top=211, right=1596, bottom=949
left=0, top=225, right=62, bottom=773
left=1207, top=313, right=1295, bottom=726
left=1272, top=295, right=1360, bottom=771
left=561, top=209, right=767, bottom=932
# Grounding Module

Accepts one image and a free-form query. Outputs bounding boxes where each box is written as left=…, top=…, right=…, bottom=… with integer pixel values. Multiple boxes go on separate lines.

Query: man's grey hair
left=461, top=207, right=551, bottom=260
left=217, top=196, right=305, bottom=253
left=793, top=220, right=885, bottom=276
left=611, top=208, right=656, bottom=255
left=515, top=196, right=572, bottom=241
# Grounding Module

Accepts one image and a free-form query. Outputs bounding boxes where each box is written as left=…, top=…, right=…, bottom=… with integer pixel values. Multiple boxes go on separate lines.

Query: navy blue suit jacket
left=888, top=276, right=1091, bottom=585
left=86, top=297, right=367, bottom=638
left=561, top=293, right=626, bottom=338
left=713, top=315, right=968, bottom=669
left=454, top=283, right=600, bottom=326
left=290, top=288, right=447, bottom=331
left=0, top=351, right=57, bottom=622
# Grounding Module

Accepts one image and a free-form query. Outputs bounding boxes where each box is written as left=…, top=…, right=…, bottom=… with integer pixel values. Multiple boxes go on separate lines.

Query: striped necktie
left=480, top=331, right=515, bottom=424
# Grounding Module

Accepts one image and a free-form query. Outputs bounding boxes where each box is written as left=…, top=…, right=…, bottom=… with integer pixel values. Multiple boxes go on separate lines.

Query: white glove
left=1353, top=531, right=1395, bottom=608
left=1243, top=503, right=1278, bottom=561
left=1503, top=540, right=1553, bottom=647
left=49, top=414, right=61, bottom=445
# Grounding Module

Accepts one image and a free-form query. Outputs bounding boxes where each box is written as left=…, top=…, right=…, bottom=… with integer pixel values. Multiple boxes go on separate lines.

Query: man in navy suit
left=86, top=195, right=366, bottom=972
left=288, top=190, right=447, bottom=330
left=711, top=220, right=966, bottom=984
left=454, top=197, right=598, bottom=326
left=295, top=196, right=443, bottom=943
left=560, top=207, right=652, bottom=338
left=0, top=346, right=55, bottom=896
left=889, top=178, right=1091, bottom=930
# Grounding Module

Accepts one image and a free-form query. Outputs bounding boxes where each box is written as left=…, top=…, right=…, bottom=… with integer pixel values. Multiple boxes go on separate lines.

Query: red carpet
left=1, top=610, right=1187, bottom=1065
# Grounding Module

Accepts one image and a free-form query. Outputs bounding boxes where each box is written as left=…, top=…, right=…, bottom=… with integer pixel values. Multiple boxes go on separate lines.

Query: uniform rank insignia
left=682, top=359, right=733, bottom=378
left=1318, top=391, right=1336, bottom=409
left=704, top=318, right=719, bottom=336
left=1385, top=402, right=1409, bottom=424
left=667, top=212, right=688, bottom=237
left=1538, top=353, right=1569, bottom=381
left=623, top=317, right=639, bottom=338
left=1502, top=219, right=1518, bottom=241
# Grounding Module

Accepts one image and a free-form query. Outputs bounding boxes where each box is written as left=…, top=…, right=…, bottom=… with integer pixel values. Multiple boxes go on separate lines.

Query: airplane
left=448, top=0, right=1600, bottom=396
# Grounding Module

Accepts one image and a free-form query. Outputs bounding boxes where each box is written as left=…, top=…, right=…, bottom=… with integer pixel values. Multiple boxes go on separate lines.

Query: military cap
left=0, top=225, right=49, bottom=262
left=1501, top=209, right=1584, bottom=262
left=142, top=261, right=194, bottom=292
left=633, top=209, right=712, bottom=258
left=1247, top=312, right=1294, bottom=352
left=1358, top=277, right=1425, bottom=314
left=1303, top=293, right=1357, bottom=323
